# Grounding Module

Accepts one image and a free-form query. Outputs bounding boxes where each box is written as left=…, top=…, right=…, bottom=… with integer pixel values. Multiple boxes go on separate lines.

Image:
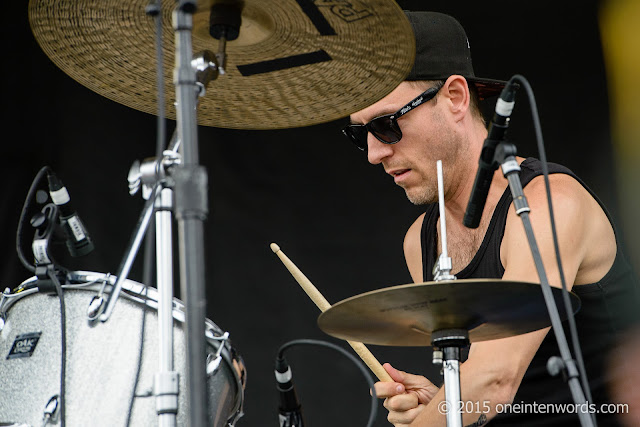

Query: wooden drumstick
left=270, top=243, right=392, bottom=382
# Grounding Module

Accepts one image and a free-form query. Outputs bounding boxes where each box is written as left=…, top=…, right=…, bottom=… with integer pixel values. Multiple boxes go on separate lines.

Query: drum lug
left=206, top=332, right=229, bottom=376
left=86, top=295, right=106, bottom=321
left=42, top=394, right=60, bottom=425
left=206, top=353, right=222, bottom=376
left=0, top=288, right=10, bottom=332
left=86, top=274, right=111, bottom=321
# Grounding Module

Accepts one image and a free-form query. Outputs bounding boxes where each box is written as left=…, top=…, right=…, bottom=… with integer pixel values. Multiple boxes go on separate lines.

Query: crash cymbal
left=318, top=279, right=581, bottom=346
left=28, top=0, right=414, bottom=129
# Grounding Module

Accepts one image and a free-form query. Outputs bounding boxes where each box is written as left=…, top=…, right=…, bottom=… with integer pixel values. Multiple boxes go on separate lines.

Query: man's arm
left=379, top=174, right=615, bottom=426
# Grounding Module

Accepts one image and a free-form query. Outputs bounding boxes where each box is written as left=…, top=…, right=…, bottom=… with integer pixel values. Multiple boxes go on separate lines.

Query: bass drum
left=0, top=271, right=246, bottom=426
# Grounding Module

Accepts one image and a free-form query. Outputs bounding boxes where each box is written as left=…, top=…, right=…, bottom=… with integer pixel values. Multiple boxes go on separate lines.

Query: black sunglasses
left=342, top=85, right=442, bottom=151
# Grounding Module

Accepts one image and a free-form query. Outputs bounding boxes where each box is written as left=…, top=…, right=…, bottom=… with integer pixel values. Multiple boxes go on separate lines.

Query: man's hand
left=374, top=363, right=440, bottom=426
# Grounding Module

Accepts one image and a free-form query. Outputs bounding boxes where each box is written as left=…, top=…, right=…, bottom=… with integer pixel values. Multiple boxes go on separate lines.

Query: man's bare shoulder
left=502, top=173, right=615, bottom=286
left=404, top=213, right=426, bottom=283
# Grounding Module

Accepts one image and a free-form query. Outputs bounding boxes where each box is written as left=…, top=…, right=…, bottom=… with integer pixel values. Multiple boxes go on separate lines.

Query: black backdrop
left=2, top=0, right=622, bottom=425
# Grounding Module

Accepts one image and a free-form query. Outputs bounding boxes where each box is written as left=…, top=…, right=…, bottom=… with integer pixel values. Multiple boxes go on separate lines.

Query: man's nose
left=367, top=134, right=394, bottom=165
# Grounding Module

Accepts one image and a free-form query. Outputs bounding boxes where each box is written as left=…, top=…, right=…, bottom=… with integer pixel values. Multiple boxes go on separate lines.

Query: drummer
left=343, top=11, right=640, bottom=426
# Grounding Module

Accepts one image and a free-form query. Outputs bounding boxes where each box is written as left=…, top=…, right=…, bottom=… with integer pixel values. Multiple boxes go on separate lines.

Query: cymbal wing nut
left=433, top=349, right=443, bottom=365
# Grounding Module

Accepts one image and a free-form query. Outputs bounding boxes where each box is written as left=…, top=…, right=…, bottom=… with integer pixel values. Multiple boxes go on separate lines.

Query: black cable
left=16, top=165, right=51, bottom=273
left=277, top=339, right=378, bottom=427
left=125, top=2, right=166, bottom=423
left=47, top=267, right=66, bottom=427
left=17, top=167, right=68, bottom=424
left=125, top=268, right=150, bottom=426
left=145, top=0, right=166, bottom=160
left=511, top=75, right=594, bottom=414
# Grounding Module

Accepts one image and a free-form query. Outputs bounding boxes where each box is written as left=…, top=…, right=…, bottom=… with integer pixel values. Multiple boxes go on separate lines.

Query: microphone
left=275, top=356, right=304, bottom=427
left=463, top=81, right=519, bottom=228
left=47, top=172, right=95, bottom=257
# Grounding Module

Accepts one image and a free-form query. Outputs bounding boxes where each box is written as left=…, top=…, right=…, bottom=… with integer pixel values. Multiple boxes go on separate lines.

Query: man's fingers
left=383, top=393, right=419, bottom=411
left=387, top=404, right=426, bottom=425
left=384, top=362, right=435, bottom=389
left=374, top=380, right=405, bottom=398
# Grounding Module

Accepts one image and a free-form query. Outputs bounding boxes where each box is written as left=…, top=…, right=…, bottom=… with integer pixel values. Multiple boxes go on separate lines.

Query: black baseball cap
left=405, top=11, right=506, bottom=100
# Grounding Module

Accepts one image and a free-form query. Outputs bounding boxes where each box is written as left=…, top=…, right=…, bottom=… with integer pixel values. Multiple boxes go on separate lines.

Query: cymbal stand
left=495, top=143, right=593, bottom=427
left=93, top=1, right=235, bottom=424
left=431, top=329, right=469, bottom=427
left=172, top=2, right=215, bottom=424
left=169, top=1, right=241, bottom=424
left=431, top=160, right=464, bottom=427
left=433, top=160, right=456, bottom=282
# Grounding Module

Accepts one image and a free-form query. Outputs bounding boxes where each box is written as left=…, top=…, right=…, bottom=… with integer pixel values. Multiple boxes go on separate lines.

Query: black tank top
left=420, top=157, right=639, bottom=426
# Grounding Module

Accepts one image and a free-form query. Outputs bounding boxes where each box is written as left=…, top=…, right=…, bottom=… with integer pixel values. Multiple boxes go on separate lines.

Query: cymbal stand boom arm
left=495, top=143, right=594, bottom=427
left=97, top=187, right=158, bottom=322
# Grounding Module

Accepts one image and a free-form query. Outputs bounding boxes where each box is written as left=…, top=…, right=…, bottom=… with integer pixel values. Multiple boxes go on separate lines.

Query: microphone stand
left=492, top=143, right=594, bottom=427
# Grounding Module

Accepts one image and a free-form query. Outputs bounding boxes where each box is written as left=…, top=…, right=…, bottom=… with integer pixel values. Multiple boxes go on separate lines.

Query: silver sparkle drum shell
left=0, top=271, right=245, bottom=426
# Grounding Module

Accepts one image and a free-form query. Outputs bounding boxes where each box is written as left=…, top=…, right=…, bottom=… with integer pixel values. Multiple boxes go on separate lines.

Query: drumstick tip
left=270, top=243, right=280, bottom=253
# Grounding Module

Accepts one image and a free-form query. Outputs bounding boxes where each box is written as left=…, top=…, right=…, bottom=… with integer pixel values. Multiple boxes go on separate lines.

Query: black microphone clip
left=47, top=172, right=94, bottom=257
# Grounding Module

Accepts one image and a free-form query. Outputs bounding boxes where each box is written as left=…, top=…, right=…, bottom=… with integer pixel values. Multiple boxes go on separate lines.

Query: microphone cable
left=509, top=74, right=594, bottom=421
left=125, top=1, right=167, bottom=424
left=276, top=339, right=378, bottom=427
left=16, top=165, right=67, bottom=426
left=16, top=165, right=51, bottom=273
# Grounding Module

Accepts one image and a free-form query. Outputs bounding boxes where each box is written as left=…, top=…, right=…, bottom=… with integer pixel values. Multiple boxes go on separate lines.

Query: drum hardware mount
left=86, top=273, right=111, bottom=321
left=128, top=150, right=182, bottom=201
left=192, top=50, right=225, bottom=98
left=89, top=184, right=159, bottom=324
left=0, top=289, right=10, bottom=332
left=206, top=332, right=230, bottom=376
left=42, top=394, right=60, bottom=426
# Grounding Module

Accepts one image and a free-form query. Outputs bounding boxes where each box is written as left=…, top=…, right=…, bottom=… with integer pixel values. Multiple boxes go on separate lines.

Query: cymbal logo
left=314, top=0, right=374, bottom=22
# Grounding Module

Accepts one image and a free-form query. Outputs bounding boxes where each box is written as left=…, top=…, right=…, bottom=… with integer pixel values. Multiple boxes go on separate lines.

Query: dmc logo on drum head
left=7, top=332, right=42, bottom=359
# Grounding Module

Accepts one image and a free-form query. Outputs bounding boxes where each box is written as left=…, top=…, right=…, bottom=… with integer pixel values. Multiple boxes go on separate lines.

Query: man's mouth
left=389, top=169, right=411, bottom=183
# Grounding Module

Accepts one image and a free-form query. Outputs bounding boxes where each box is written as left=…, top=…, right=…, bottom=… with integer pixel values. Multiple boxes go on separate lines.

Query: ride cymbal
left=318, top=279, right=581, bottom=346
left=28, top=0, right=415, bottom=129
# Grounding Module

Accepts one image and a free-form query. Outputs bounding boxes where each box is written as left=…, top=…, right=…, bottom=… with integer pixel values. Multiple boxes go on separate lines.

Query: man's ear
left=441, top=75, right=471, bottom=122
